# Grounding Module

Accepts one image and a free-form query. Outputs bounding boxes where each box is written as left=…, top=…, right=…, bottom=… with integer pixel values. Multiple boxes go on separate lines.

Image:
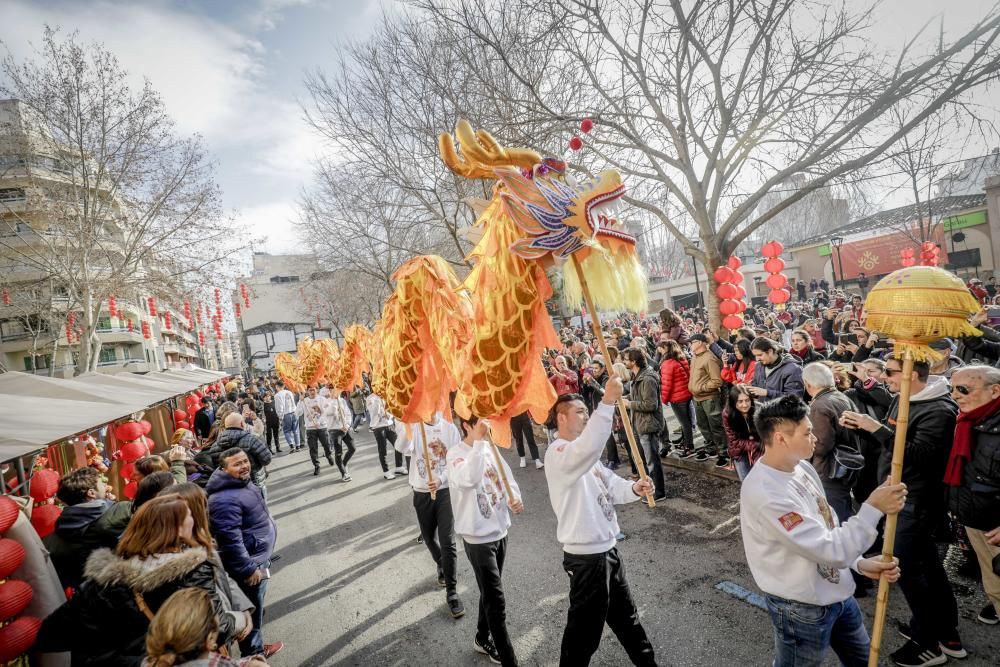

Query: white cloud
left=236, top=201, right=303, bottom=253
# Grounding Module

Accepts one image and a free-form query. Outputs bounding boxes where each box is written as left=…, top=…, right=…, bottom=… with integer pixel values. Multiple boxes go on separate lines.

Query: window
left=96, top=316, right=112, bottom=330
left=0, top=188, right=26, bottom=204
left=23, top=354, right=51, bottom=371
left=269, top=275, right=300, bottom=283
left=99, top=347, right=117, bottom=363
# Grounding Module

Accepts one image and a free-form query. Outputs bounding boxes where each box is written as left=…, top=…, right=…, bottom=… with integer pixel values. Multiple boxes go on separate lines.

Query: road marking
left=715, top=580, right=767, bottom=611
left=709, top=514, right=740, bottom=535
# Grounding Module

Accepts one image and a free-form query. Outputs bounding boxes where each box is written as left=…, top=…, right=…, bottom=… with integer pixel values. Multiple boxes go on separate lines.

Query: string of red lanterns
left=761, top=241, right=790, bottom=309
left=714, top=256, right=748, bottom=331
left=920, top=241, right=940, bottom=266
left=1, top=288, right=9, bottom=306
left=163, top=312, right=172, bottom=330
left=147, top=297, right=157, bottom=316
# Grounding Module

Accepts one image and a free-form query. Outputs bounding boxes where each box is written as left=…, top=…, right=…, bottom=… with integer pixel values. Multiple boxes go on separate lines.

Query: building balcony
left=162, top=341, right=180, bottom=354
left=96, top=357, right=151, bottom=374
left=96, top=326, right=145, bottom=344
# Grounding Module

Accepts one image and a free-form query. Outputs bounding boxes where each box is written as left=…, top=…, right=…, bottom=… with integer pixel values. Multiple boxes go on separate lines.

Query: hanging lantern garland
left=141, top=320, right=151, bottom=340
left=127, top=318, right=134, bottom=333
left=112, top=420, right=153, bottom=500
left=762, top=241, right=790, bottom=309
left=147, top=297, right=157, bottom=316
left=183, top=301, right=192, bottom=327
left=1, top=288, right=9, bottom=306
left=0, top=494, right=43, bottom=664
left=920, top=241, right=940, bottom=267
left=899, top=248, right=916, bottom=268
left=235, top=303, right=242, bottom=318
left=107, top=294, right=117, bottom=319
left=163, top=312, right=172, bottom=330
left=714, top=256, right=748, bottom=331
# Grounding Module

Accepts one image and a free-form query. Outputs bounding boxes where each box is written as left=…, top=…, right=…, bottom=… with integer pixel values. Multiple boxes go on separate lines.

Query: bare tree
left=0, top=29, right=248, bottom=373
left=420, top=0, right=1000, bottom=328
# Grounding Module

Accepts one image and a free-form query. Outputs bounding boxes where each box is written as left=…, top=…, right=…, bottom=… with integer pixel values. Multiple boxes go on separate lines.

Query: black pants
left=605, top=435, right=620, bottom=466
left=560, top=548, right=656, bottom=667
left=329, top=429, right=356, bottom=475
left=668, top=402, right=694, bottom=450
left=306, top=428, right=332, bottom=468
left=264, top=419, right=280, bottom=451
left=373, top=426, right=403, bottom=472
left=465, top=538, right=518, bottom=666
left=511, top=412, right=539, bottom=460
left=413, top=488, right=457, bottom=592
left=895, top=503, right=959, bottom=648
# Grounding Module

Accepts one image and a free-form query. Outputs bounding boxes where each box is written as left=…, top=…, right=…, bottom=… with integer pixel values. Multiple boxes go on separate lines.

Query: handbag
left=830, top=426, right=865, bottom=486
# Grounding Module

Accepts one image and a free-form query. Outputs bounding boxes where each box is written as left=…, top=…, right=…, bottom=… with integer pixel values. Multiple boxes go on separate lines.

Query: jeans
left=264, top=419, right=280, bottom=451
left=560, top=548, right=655, bottom=666
left=734, top=454, right=751, bottom=481
left=413, top=488, right=458, bottom=593
left=236, top=567, right=271, bottom=657
left=668, top=401, right=694, bottom=449
left=373, top=426, right=403, bottom=472
left=511, top=412, right=539, bottom=460
left=694, top=393, right=726, bottom=453
left=637, top=432, right=665, bottom=497
left=351, top=411, right=365, bottom=429
left=764, top=594, right=869, bottom=666
left=329, top=429, right=356, bottom=476
left=895, top=503, right=959, bottom=648
left=306, top=428, right=333, bottom=469
left=464, top=537, right=518, bottom=666
left=280, top=413, right=298, bottom=449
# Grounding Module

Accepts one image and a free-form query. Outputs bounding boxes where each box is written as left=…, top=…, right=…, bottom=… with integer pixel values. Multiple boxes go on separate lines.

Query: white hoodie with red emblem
left=447, top=439, right=521, bottom=544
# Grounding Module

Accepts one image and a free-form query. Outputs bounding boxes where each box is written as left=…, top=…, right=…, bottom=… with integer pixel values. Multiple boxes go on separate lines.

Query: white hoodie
left=395, top=415, right=461, bottom=492
left=544, top=402, right=640, bottom=554
left=326, top=396, right=353, bottom=432
left=301, top=395, right=328, bottom=431
left=447, top=439, right=521, bottom=544
left=366, top=394, right=394, bottom=429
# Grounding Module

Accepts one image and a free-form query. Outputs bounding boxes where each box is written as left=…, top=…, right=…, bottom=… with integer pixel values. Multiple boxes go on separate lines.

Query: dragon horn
left=439, top=119, right=541, bottom=179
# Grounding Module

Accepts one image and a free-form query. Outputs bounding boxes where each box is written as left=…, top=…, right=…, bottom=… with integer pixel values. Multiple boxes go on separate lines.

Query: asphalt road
left=260, top=427, right=999, bottom=666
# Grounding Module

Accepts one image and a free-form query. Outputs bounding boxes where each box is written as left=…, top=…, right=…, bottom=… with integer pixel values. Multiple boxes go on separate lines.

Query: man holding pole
left=544, top=376, right=656, bottom=666
left=840, top=359, right=963, bottom=666
left=448, top=415, right=523, bottom=666
left=741, top=394, right=906, bottom=666
left=395, top=413, right=465, bottom=619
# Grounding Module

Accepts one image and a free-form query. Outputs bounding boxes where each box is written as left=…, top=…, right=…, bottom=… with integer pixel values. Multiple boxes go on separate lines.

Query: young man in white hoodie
left=543, top=378, right=656, bottom=667
left=742, top=393, right=906, bottom=667
left=448, top=415, right=524, bottom=666
left=302, top=386, right=335, bottom=476
left=395, top=412, right=465, bottom=618
left=325, top=388, right=356, bottom=482
left=366, top=391, right=407, bottom=480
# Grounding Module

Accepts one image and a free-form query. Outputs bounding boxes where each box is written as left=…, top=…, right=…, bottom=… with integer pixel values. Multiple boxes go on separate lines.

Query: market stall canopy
left=0, top=368, right=228, bottom=462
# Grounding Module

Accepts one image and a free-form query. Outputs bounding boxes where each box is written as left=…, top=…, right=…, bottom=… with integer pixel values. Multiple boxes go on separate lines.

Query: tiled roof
left=790, top=194, right=987, bottom=247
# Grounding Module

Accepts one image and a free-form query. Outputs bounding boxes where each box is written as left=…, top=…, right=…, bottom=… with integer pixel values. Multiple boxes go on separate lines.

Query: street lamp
left=830, top=236, right=845, bottom=290
left=691, top=240, right=703, bottom=308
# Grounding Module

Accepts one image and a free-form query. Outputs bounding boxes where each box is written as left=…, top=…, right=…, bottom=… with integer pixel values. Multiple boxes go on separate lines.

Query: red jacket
left=659, top=358, right=693, bottom=404
left=721, top=359, right=757, bottom=385
left=549, top=370, right=579, bottom=396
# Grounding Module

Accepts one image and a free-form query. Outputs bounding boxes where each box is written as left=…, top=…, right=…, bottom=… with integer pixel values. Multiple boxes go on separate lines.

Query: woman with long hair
left=36, top=496, right=247, bottom=666
left=722, top=385, right=761, bottom=481
left=144, top=588, right=267, bottom=667
left=721, top=338, right=757, bottom=385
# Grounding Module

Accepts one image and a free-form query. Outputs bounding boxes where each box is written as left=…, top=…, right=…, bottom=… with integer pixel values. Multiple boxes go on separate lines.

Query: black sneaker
left=313, top=466, right=320, bottom=476
left=938, top=629, right=967, bottom=659
left=653, top=492, right=667, bottom=502
left=473, top=636, right=501, bottom=664
left=658, top=447, right=669, bottom=457
left=891, top=639, right=946, bottom=667
left=694, top=450, right=710, bottom=462
left=679, top=448, right=696, bottom=459
left=978, top=603, right=998, bottom=625
left=437, top=568, right=446, bottom=588
left=447, top=593, right=465, bottom=619
left=715, top=455, right=729, bottom=468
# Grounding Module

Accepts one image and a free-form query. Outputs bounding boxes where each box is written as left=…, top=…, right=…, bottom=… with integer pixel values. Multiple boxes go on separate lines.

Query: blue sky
left=2, top=0, right=384, bottom=252
left=2, top=0, right=998, bottom=254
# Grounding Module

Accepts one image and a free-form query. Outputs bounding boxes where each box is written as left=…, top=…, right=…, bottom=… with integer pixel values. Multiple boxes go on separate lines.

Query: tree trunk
left=700, top=242, right=726, bottom=335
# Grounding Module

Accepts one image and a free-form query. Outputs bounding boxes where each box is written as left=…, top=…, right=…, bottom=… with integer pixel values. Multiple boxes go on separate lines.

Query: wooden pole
left=419, top=421, right=436, bottom=500
left=571, top=255, right=655, bottom=507
left=868, top=349, right=914, bottom=667
left=489, top=442, right=517, bottom=505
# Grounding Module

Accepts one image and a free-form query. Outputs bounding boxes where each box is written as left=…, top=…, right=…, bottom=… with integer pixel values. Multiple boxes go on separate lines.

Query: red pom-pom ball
left=580, top=118, right=594, bottom=133
left=569, top=136, right=583, bottom=151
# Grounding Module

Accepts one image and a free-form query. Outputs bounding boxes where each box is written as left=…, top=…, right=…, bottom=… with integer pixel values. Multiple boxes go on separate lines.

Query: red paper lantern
left=0, top=496, right=18, bottom=533
left=0, top=538, right=26, bottom=578
left=734, top=284, right=746, bottom=299
left=0, top=579, right=33, bottom=621
left=713, top=266, right=735, bottom=284
left=147, top=297, right=157, bottom=316
left=117, top=439, right=148, bottom=463
left=716, top=283, right=739, bottom=300
left=727, top=256, right=742, bottom=270
left=30, top=503, right=61, bottom=538
left=29, top=469, right=60, bottom=502
left=1, top=288, right=9, bottom=306
left=719, top=300, right=740, bottom=315
left=580, top=118, right=594, bottom=133
left=0, top=615, right=42, bottom=663
left=736, top=299, right=748, bottom=313
left=122, top=480, right=138, bottom=500
left=243, top=297, right=250, bottom=309
left=763, top=257, right=786, bottom=273
left=176, top=420, right=190, bottom=429
left=568, top=136, right=583, bottom=151
left=765, top=273, right=788, bottom=290
left=730, top=271, right=744, bottom=285
left=761, top=240, right=784, bottom=258
left=163, top=312, right=172, bottom=329
left=119, top=463, right=136, bottom=481
left=173, top=409, right=187, bottom=423
left=768, top=288, right=791, bottom=304
left=235, top=303, right=242, bottom=318
left=115, top=422, right=144, bottom=442
left=722, top=315, right=744, bottom=330
left=127, top=318, right=134, bottom=332
left=139, top=420, right=152, bottom=435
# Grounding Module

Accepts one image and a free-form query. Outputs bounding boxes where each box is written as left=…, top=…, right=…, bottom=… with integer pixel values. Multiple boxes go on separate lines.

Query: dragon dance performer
left=544, top=377, right=656, bottom=666
left=448, top=415, right=524, bottom=667
left=395, top=413, right=465, bottom=619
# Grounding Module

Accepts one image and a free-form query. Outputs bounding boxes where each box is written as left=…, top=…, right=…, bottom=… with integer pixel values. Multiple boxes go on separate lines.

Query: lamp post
left=691, top=240, right=703, bottom=308
left=830, top=236, right=845, bottom=290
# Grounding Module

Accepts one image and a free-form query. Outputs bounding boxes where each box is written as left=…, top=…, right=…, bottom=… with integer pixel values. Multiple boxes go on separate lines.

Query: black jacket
left=43, top=499, right=132, bottom=590
left=197, top=427, right=272, bottom=473
left=873, top=377, right=958, bottom=509
left=35, top=547, right=239, bottom=666
left=948, top=409, right=1000, bottom=531
left=193, top=407, right=213, bottom=439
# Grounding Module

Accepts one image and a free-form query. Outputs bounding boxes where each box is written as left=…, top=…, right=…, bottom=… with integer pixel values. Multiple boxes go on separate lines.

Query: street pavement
left=261, top=426, right=999, bottom=666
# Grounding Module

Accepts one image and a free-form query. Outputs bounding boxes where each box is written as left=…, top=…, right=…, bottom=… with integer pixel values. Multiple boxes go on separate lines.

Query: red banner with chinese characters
left=832, top=224, right=948, bottom=279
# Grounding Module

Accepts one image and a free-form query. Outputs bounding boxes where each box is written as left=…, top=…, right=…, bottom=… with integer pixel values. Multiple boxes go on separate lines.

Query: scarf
left=790, top=346, right=810, bottom=360
left=944, top=394, right=1000, bottom=486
